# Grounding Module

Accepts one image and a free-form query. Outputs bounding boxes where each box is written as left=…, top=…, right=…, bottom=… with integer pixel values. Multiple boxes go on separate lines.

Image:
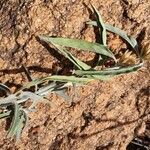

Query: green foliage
left=39, top=36, right=116, bottom=60
left=0, top=5, right=143, bottom=140
left=74, top=62, right=143, bottom=76
left=47, top=44, right=91, bottom=70
left=0, top=80, right=73, bottom=140
left=87, top=22, right=138, bottom=51
left=91, top=5, right=107, bottom=46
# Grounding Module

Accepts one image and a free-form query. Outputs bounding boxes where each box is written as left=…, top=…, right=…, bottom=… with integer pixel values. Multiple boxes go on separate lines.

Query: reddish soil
left=0, top=0, right=150, bottom=149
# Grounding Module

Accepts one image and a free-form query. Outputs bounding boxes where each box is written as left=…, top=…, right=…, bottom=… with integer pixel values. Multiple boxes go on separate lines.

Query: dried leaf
left=119, top=50, right=137, bottom=66
left=141, top=42, right=150, bottom=60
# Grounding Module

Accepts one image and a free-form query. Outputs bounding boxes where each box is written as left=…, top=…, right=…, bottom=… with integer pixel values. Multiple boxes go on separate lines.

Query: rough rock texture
left=0, top=0, right=150, bottom=149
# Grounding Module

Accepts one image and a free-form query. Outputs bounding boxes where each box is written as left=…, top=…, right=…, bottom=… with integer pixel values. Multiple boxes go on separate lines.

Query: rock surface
left=0, top=0, right=150, bottom=149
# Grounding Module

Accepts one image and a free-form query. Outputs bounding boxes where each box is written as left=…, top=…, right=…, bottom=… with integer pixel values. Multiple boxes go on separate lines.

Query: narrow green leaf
left=39, top=36, right=116, bottom=60
left=90, top=75, right=112, bottom=80
left=87, top=21, right=138, bottom=51
left=75, top=62, right=143, bottom=76
left=129, top=36, right=138, bottom=49
left=53, top=44, right=91, bottom=70
left=91, top=5, right=109, bottom=65
left=0, top=110, right=11, bottom=119
left=86, top=21, right=97, bottom=26
left=0, top=95, right=16, bottom=106
left=35, top=82, right=57, bottom=96
left=24, top=91, right=50, bottom=104
left=15, top=111, right=26, bottom=140
left=7, top=103, right=21, bottom=138
left=129, top=36, right=140, bottom=56
left=22, top=110, right=29, bottom=130
left=43, top=75, right=94, bottom=84
left=17, top=91, right=43, bottom=104
left=91, top=5, right=107, bottom=46
left=22, top=75, right=93, bottom=89
left=0, top=83, right=11, bottom=95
